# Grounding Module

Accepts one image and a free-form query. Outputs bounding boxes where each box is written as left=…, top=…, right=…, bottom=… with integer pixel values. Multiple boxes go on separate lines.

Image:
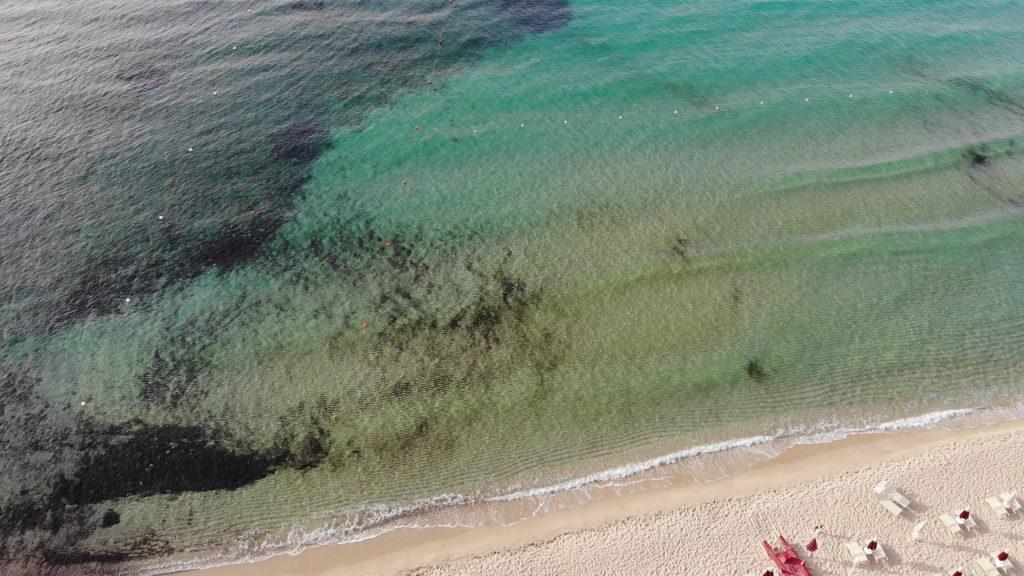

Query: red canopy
left=866, top=541, right=878, bottom=550
left=998, top=552, right=1010, bottom=562
left=959, top=510, right=970, bottom=520
left=806, top=538, right=818, bottom=552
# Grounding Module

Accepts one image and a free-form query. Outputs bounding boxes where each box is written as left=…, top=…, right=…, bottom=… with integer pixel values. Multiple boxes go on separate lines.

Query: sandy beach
left=194, top=418, right=1024, bottom=576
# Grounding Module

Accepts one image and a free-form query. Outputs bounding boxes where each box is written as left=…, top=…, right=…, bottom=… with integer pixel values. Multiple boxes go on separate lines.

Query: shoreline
left=192, top=413, right=1024, bottom=576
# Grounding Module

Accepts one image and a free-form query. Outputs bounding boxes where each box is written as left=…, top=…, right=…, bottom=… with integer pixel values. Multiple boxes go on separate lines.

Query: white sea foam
left=483, top=407, right=982, bottom=504
left=872, top=407, right=977, bottom=431
left=485, top=434, right=778, bottom=503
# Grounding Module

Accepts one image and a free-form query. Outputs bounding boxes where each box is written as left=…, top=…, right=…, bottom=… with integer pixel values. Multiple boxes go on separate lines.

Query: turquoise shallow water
left=2, top=0, right=1024, bottom=573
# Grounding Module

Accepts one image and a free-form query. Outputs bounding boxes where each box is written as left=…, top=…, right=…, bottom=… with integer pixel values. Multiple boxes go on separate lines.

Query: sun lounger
left=977, top=558, right=1002, bottom=576
left=890, top=491, right=912, bottom=509
left=961, top=514, right=979, bottom=532
left=987, top=496, right=1011, bottom=519
left=1002, top=493, right=1022, bottom=514
left=995, top=561, right=1016, bottom=575
left=867, top=541, right=889, bottom=564
left=873, top=479, right=912, bottom=510
left=940, top=514, right=965, bottom=535
left=880, top=499, right=904, bottom=515
left=845, top=541, right=868, bottom=564
left=992, top=552, right=1016, bottom=575
left=949, top=508, right=979, bottom=532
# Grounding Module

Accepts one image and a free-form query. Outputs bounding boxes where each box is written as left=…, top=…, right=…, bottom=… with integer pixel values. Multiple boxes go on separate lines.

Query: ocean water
left=2, top=0, right=1024, bottom=573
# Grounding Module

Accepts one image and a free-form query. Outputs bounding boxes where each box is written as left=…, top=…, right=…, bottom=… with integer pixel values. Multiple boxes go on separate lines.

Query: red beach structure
left=762, top=536, right=812, bottom=576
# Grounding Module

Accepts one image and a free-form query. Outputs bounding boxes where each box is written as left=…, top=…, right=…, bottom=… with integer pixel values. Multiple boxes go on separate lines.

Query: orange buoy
left=385, top=241, right=393, bottom=248
left=362, top=322, right=369, bottom=329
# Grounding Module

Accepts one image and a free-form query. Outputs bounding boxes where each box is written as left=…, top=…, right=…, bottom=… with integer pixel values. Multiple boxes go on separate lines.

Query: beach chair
left=992, top=552, right=1016, bottom=575
left=890, top=490, right=912, bottom=509
left=867, top=541, right=889, bottom=564
left=950, top=508, right=979, bottom=532
left=940, top=514, right=965, bottom=535
left=845, top=541, right=868, bottom=565
left=962, top=513, right=979, bottom=532
left=880, top=499, right=904, bottom=515
left=873, top=479, right=912, bottom=511
left=1002, top=493, right=1023, bottom=514
left=976, top=558, right=1002, bottom=576
left=987, top=496, right=1011, bottom=519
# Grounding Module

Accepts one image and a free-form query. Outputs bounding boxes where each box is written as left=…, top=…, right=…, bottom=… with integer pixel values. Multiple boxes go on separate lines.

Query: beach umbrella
left=866, top=540, right=878, bottom=551
left=952, top=571, right=963, bottom=576
left=806, top=538, right=818, bottom=553
left=998, top=552, right=1010, bottom=562
left=959, top=510, right=970, bottom=520
left=761, top=570, right=773, bottom=576
left=911, top=519, right=927, bottom=541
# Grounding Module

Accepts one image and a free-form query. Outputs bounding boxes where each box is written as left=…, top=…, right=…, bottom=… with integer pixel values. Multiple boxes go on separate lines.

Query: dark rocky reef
left=114, top=68, right=171, bottom=91
left=965, top=147, right=989, bottom=166
left=290, top=0, right=326, bottom=11
left=271, top=122, right=330, bottom=165
left=268, top=397, right=340, bottom=470
left=948, top=77, right=1024, bottom=117
left=500, top=0, right=572, bottom=33
left=746, top=359, right=768, bottom=383
left=55, top=420, right=272, bottom=504
left=961, top=145, right=1024, bottom=207
left=669, top=235, right=692, bottom=260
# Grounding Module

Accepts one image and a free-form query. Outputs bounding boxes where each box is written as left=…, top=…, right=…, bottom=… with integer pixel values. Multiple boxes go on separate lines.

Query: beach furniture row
left=747, top=482, right=1022, bottom=576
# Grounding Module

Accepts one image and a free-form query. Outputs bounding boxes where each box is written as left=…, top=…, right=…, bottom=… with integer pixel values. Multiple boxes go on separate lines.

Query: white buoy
left=213, top=91, right=218, bottom=95
left=618, top=115, right=623, bottom=119
left=520, top=123, right=524, bottom=127
left=157, top=215, right=164, bottom=220
left=188, top=147, right=193, bottom=152
left=125, top=297, right=131, bottom=303
left=760, top=101, right=764, bottom=105
left=805, top=98, right=809, bottom=102
left=80, top=401, right=87, bottom=407
left=889, top=90, right=894, bottom=94
left=674, top=110, right=678, bottom=114
left=849, top=93, right=854, bottom=98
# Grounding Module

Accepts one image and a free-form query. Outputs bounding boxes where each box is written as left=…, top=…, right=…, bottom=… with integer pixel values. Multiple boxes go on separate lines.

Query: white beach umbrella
left=911, top=519, right=928, bottom=541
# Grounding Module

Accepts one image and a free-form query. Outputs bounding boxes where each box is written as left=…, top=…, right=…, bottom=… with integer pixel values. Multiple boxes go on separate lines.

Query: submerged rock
left=100, top=509, right=120, bottom=528
left=746, top=359, right=768, bottom=383
left=114, top=68, right=170, bottom=91
left=499, top=0, right=572, bottom=33
left=55, top=421, right=272, bottom=504
left=290, top=1, right=325, bottom=11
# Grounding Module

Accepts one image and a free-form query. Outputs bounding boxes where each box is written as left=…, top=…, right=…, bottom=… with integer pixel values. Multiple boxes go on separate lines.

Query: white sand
left=196, top=421, right=1024, bottom=576
left=412, top=431, right=1024, bottom=576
